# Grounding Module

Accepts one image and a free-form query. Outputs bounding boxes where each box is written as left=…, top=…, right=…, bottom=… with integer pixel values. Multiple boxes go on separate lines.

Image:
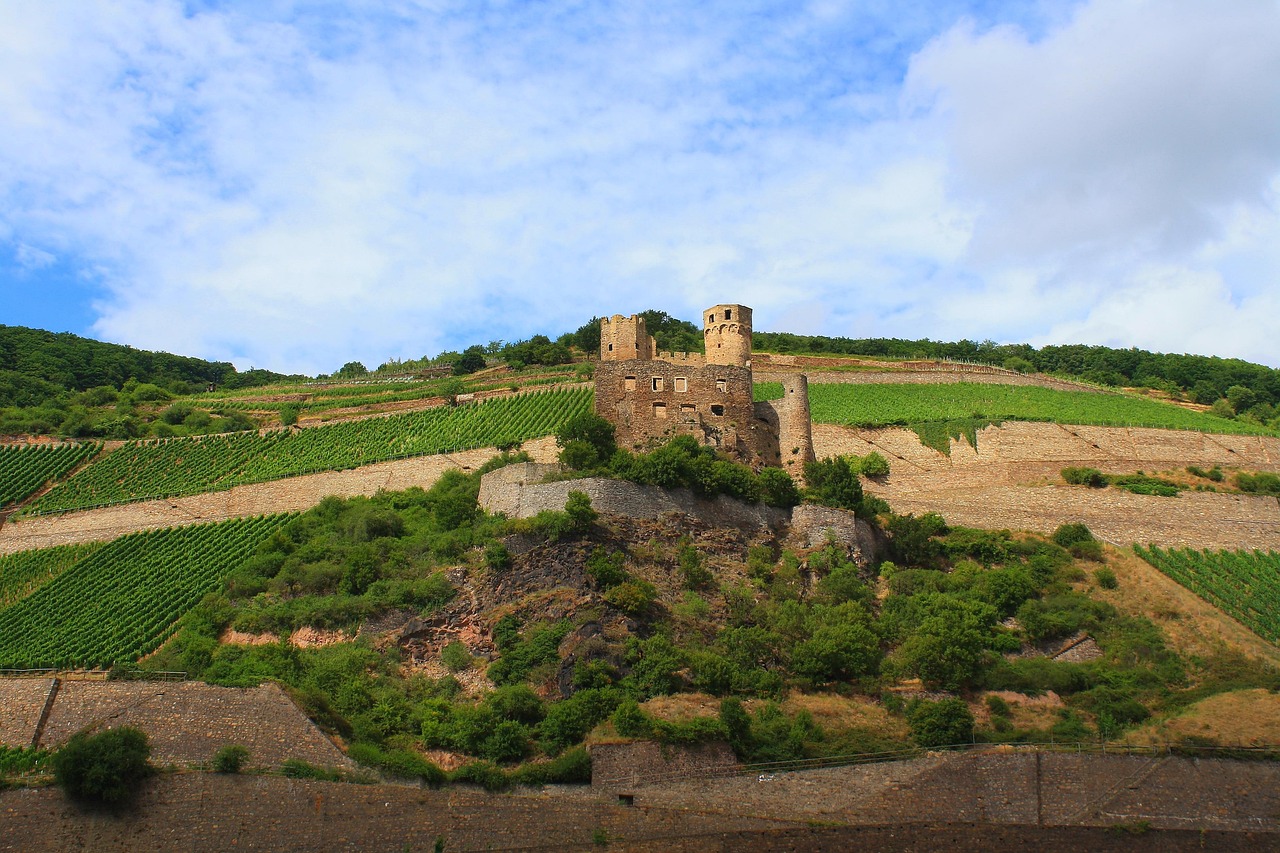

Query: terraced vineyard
left=0, top=515, right=291, bottom=668
left=0, top=541, right=105, bottom=607
left=1134, top=545, right=1280, bottom=643
left=0, top=442, right=99, bottom=507
left=31, top=387, right=592, bottom=514
left=756, top=382, right=1268, bottom=436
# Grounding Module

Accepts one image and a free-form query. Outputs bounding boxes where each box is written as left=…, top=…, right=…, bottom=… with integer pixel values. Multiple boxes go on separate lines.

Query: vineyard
left=0, top=515, right=291, bottom=669
left=30, top=387, right=592, bottom=514
left=1134, top=545, right=1280, bottom=643
left=756, top=382, right=1271, bottom=436
left=0, top=442, right=99, bottom=507
left=0, top=541, right=104, bottom=607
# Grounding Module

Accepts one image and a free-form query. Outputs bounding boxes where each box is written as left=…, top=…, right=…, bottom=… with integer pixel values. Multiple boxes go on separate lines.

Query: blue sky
left=2, top=0, right=1279, bottom=375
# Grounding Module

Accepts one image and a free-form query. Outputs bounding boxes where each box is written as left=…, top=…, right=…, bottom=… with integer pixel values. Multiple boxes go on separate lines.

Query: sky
left=2, top=0, right=1279, bottom=376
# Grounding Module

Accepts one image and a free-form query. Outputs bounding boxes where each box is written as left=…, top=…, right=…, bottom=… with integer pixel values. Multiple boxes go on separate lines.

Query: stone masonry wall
left=591, top=740, right=739, bottom=789
left=478, top=469, right=790, bottom=532
left=33, top=681, right=352, bottom=769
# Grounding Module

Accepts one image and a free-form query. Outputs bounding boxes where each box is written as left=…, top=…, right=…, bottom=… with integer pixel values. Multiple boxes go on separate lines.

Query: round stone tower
left=703, top=304, right=752, bottom=367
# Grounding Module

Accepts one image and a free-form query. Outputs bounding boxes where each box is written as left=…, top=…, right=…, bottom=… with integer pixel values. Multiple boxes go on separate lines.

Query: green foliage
left=212, top=744, right=250, bottom=773
left=1062, top=467, right=1107, bottom=487
left=607, top=435, right=798, bottom=508
left=1052, top=523, right=1095, bottom=548
left=1094, top=567, right=1118, bottom=589
left=678, top=543, right=713, bottom=590
left=849, top=451, right=890, bottom=477
left=585, top=548, right=627, bottom=589
left=603, top=579, right=658, bottom=616
left=53, top=727, right=153, bottom=805
left=803, top=456, right=866, bottom=514
left=487, top=621, right=572, bottom=685
left=556, top=412, right=617, bottom=471
left=885, top=512, right=947, bottom=567
left=906, top=698, right=974, bottom=747
left=441, top=642, right=472, bottom=672
left=1236, top=471, right=1280, bottom=496
left=348, top=743, right=446, bottom=786
left=910, top=419, right=996, bottom=456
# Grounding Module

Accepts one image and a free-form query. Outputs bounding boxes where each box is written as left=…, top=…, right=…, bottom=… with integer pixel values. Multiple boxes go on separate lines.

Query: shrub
left=853, top=451, right=890, bottom=478
left=906, top=698, right=974, bottom=748
left=1061, top=467, right=1107, bottom=488
left=212, top=744, right=250, bottom=773
left=1237, top=472, right=1280, bottom=496
left=441, top=641, right=472, bottom=672
left=53, top=727, right=153, bottom=806
left=1052, top=523, right=1095, bottom=548
left=603, top=579, right=658, bottom=616
left=1094, top=567, right=1118, bottom=589
left=1070, top=540, right=1105, bottom=562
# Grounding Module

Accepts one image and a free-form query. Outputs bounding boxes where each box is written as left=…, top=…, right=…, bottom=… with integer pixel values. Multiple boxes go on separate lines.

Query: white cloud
left=2, top=1, right=1278, bottom=372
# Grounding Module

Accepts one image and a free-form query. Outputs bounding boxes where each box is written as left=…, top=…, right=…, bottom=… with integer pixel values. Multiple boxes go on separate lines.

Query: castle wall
left=753, top=373, right=815, bottom=479
left=594, top=360, right=762, bottom=460
left=594, top=304, right=811, bottom=474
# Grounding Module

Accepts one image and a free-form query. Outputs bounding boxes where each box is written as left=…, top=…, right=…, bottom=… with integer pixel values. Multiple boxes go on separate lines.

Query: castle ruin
left=594, top=304, right=815, bottom=479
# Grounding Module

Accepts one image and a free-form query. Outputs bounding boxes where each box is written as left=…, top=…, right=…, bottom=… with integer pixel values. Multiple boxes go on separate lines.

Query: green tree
left=556, top=412, right=617, bottom=470
left=453, top=345, right=487, bottom=376
left=53, top=727, right=153, bottom=805
left=906, top=698, right=974, bottom=747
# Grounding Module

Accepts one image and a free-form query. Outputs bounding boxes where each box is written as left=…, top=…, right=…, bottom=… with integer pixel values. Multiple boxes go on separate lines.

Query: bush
left=603, top=579, right=658, bottom=616
left=1052, top=523, right=1095, bottom=548
left=1094, top=567, right=1118, bottom=589
left=906, top=698, right=974, bottom=748
left=441, top=641, right=472, bottom=672
left=53, top=727, right=153, bottom=806
left=1061, top=467, right=1107, bottom=488
left=852, top=452, right=890, bottom=478
left=213, top=744, right=250, bottom=773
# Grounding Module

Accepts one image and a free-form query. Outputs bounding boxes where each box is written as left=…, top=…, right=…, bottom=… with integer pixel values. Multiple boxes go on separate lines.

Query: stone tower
left=600, top=314, right=656, bottom=362
left=703, top=304, right=752, bottom=367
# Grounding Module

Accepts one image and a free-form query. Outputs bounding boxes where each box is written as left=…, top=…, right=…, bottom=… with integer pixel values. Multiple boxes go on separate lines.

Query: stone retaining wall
left=479, top=467, right=790, bottom=533
left=2, top=681, right=351, bottom=770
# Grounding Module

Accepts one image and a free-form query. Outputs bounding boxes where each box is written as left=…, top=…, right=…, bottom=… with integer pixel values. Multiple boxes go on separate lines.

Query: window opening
left=710, top=405, right=725, bottom=416
left=674, top=377, right=687, bottom=392
left=653, top=402, right=667, bottom=419
left=624, top=376, right=636, bottom=391
left=651, top=377, right=664, bottom=392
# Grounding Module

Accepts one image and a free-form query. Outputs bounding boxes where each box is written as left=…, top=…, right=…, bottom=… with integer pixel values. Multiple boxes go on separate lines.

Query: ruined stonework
left=594, top=304, right=815, bottom=479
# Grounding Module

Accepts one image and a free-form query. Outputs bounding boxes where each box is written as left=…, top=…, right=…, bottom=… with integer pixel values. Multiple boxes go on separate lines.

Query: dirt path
left=815, top=422, right=1280, bottom=551
left=0, top=437, right=559, bottom=555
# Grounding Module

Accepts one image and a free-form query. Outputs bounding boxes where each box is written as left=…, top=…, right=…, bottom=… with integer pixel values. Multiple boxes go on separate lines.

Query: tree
left=803, top=456, right=866, bottom=515
left=53, top=727, right=153, bottom=806
left=555, top=412, right=616, bottom=470
left=453, top=345, right=487, bottom=376
left=336, top=361, right=368, bottom=378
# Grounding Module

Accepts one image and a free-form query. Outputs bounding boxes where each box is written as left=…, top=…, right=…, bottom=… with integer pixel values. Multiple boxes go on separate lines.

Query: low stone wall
left=590, top=740, right=739, bottom=789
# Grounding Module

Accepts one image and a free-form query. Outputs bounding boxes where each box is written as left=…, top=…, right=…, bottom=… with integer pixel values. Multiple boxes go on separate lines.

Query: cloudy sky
left=2, top=0, right=1278, bottom=375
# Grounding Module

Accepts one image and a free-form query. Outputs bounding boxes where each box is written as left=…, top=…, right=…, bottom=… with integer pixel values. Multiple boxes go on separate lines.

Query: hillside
left=1, top=328, right=1279, bottom=847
